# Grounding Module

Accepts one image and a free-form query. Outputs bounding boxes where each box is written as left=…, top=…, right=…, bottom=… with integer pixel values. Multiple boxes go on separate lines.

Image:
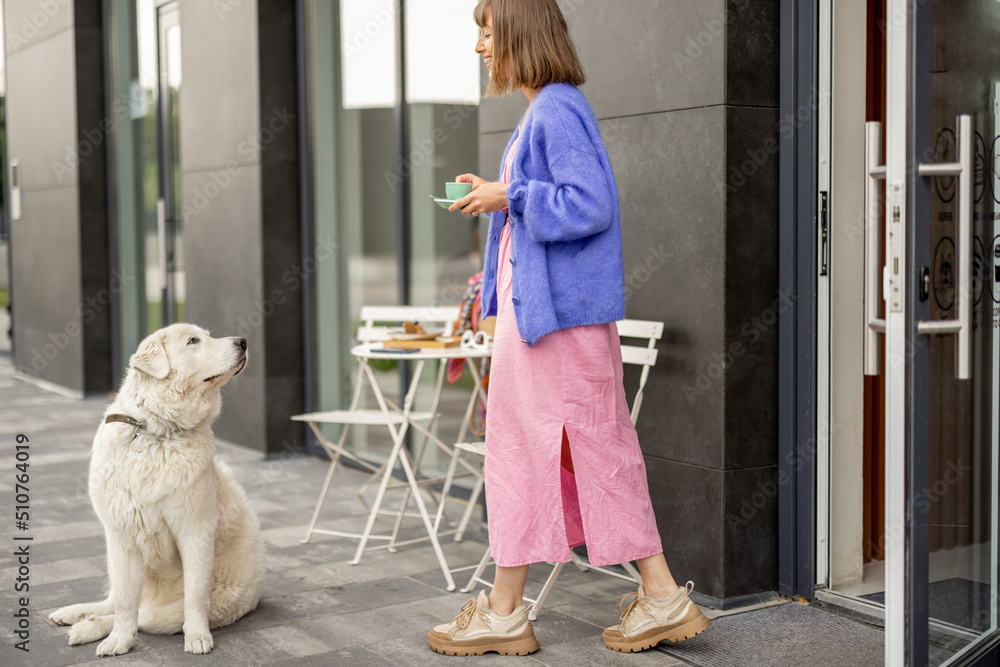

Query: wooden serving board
left=382, top=336, right=461, bottom=350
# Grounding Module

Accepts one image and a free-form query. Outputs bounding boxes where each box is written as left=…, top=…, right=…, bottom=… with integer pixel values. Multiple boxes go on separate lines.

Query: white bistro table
left=294, top=341, right=490, bottom=591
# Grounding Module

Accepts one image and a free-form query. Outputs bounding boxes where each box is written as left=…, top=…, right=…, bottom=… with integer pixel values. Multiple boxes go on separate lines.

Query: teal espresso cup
left=445, top=181, right=472, bottom=200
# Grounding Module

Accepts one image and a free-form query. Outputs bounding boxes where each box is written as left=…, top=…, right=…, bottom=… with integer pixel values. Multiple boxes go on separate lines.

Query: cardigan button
left=509, top=258, right=515, bottom=266
left=521, top=339, right=529, bottom=344
left=493, top=235, right=498, bottom=241
left=512, top=297, right=520, bottom=305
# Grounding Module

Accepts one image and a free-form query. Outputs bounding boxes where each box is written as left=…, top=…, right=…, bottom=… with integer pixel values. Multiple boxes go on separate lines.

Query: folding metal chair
left=456, top=318, right=664, bottom=620
left=291, top=306, right=461, bottom=574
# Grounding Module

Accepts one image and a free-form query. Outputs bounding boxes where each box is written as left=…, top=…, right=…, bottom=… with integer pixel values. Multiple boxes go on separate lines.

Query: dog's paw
left=96, top=632, right=136, bottom=657
left=49, top=604, right=89, bottom=626
left=67, top=616, right=113, bottom=645
left=184, top=632, right=214, bottom=654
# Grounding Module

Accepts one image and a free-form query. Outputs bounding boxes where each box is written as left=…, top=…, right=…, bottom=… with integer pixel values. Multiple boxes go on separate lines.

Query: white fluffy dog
left=49, top=323, right=264, bottom=656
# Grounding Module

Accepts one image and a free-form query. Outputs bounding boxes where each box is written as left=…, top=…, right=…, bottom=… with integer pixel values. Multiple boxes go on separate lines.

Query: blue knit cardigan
left=482, top=82, right=625, bottom=346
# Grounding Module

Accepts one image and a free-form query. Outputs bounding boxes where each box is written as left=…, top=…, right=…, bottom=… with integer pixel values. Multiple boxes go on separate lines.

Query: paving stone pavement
left=0, top=356, right=691, bottom=666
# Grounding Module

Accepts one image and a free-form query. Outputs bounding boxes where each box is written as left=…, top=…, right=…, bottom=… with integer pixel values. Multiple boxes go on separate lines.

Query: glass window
left=306, top=0, right=482, bottom=472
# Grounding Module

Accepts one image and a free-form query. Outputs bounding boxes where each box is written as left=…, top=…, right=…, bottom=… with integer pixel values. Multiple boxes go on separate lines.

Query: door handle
left=916, top=114, right=972, bottom=380
left=864, top=121, right=887, bottom=376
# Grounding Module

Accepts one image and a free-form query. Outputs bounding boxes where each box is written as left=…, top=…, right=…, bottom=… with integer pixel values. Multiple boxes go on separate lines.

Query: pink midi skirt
left=484, top=221, right=664, bottom=568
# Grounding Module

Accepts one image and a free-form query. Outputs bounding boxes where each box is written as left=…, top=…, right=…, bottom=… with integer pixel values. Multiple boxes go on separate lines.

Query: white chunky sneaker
left=602, top=581, right=711, bottom=652
left=427, top=590, right=540, bottom=656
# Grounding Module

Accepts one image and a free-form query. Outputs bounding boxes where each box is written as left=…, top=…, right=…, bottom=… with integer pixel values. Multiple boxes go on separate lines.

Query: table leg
left=390, top=358, right=451, bottom=549
left=350, top=359, right=425, bottom=565
left=349, top=423, right=405, bottom=565
left=394, top=434, right=457, bottom=591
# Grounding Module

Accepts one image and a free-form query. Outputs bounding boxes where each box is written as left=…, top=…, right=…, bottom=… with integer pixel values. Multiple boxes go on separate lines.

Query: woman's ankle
left=487, top=591, right=518, bottom=617
left=643, top=580, right=680, bottom=599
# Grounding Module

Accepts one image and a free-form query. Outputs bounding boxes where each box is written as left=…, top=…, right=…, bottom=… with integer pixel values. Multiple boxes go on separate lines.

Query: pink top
left=484, top=130, right=662, bottom=568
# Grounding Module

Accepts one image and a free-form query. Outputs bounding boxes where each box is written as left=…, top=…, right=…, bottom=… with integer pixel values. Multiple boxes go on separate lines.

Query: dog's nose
left=236, top=338, right=247, bottom=351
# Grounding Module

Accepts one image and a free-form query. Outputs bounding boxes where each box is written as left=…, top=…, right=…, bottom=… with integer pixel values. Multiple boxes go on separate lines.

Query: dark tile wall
left=7, top=0, right=111, bottom=394
left=74, top=1, right=112, bottom=395
left=723, top=466, right=779, bottom=596
left=726, top=0, right=780, bottom=107
left=179, top=0, right=303, bottom=454
left=723, top=106, right=780, bottom=472
left=476, top=0, right=780, bottom=603
left=258, top=0, right=304, bottom=455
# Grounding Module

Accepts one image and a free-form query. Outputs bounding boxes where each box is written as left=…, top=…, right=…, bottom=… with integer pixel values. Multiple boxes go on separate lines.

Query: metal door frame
left=882, top=1, right=925, bottom=662
left=155, top=1, right=180, bottom=327
left=778, top=0, right=819, bottom=602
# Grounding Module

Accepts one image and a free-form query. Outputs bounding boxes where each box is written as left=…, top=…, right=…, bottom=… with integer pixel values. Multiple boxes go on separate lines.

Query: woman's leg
left=489, top=564, right=530, bottom=617
left=635, top=553, right=679, bottom=598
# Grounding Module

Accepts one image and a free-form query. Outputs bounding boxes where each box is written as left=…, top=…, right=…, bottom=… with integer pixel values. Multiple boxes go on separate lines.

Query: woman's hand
left=449, top=174, right=508, bottom=216
left=454, top=173, right=489, bottom=189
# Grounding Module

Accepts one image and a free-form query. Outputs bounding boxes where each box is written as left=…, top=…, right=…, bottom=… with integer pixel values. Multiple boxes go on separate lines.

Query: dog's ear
left=130, top=337, right=170, bottom=379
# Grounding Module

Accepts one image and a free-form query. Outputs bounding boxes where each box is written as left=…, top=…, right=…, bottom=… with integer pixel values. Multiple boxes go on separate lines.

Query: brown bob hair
left=474, top=0, right=585, bottom=98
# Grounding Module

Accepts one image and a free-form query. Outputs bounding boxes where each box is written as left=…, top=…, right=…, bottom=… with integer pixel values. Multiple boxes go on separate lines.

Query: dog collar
left=105, top=414, right=148, bottom=452
left=106, top=414, right=143, bottom=429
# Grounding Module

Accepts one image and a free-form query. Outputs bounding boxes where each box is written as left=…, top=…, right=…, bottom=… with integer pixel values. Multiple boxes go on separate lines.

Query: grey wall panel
left=5, top=30, right=79, bottom=192
left=477, top=0, right=727, bottom=134
left=478, top=131, right=514, bottom=182
left=477, top=131, right=512, bottom=254
left=607, top=108, right=726, bottom=469
left=6, top=1, right=111, bottom=393
left=476, top=91, right=526, bottom=137
left=360, top=108, right=398, bottom=257
left=5, top=23, right=80, bottom=388
left=179, top=0, right=260, bottom=175
left=179, top=0, right=302, bottom=453
left=10, top=187, right=83, bottom=389
left=182, top=164, right=266, bottom=450
left=182, top=166, right=263, bottom=331
left=567, top=0, right=726, bottom=121
left=646, top=456, right=724, bottom=599
left=4, top=0, right=75, bottom=57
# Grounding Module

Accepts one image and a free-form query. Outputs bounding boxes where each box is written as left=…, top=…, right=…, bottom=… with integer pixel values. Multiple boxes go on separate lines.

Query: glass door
left=869, top=0, right=1000, bottom=663
left=155, top=2, right=183, bottom=326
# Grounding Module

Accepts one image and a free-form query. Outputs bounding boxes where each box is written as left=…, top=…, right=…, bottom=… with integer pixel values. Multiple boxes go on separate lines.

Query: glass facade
left=106, top=0, right=182, bottom=375
left=304, top=0, right=482, bottom=471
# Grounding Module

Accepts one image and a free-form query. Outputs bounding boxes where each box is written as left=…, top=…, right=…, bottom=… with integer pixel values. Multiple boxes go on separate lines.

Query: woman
left=427, top=0, right=710, bottom=656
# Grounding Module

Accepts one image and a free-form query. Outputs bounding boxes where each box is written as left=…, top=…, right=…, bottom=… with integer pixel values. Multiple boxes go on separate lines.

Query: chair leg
left=302, top=452, right=341, bottom=544
left=622, top=560, right=643, bottom=585
left=453, top=472, right=484, bottom=542
left=434, top=435, right=469, bottom=535
left=527, top=562, right=565, bottom=622
left=448, top=363, right=488, bottom=541
left=394, top=434, right=457, bottom=591
left=388, top=361, right=449, bottom=545
left=301, top=418, right=362, bottom=543
left=462, top=546, right=494, bottom=593
left=350, top=427, right=405, bottom=566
